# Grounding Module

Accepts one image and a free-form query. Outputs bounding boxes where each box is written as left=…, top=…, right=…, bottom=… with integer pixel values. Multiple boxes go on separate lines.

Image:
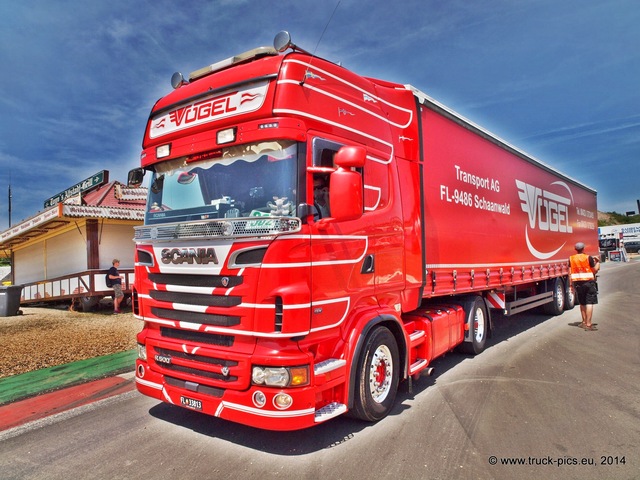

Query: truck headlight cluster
left=251, top=365, right=309, bottom=387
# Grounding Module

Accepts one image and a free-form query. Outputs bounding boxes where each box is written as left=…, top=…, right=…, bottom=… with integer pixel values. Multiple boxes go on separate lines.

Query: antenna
left=301, top=1, right=341, bottom=85
left=311, top=1, right=341, bottom=58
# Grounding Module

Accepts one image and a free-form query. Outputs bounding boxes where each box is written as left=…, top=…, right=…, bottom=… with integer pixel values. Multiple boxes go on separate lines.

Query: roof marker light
left=217, top=127, right=236, bottom=145
left=156, top=144, right=171, bottom=159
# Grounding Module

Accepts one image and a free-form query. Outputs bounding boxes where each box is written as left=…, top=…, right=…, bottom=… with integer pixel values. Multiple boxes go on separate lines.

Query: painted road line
left=0, top=349, right=136, bottom=406
left=0, top=373, right=136, bottom=431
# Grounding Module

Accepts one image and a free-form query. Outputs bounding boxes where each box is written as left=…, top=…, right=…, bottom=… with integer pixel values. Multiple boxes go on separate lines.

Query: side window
left=311, top=138, right=366, bottom=219
left=311, top=138, right=341, bottom=219
left=312, top=138, right=341, bottom=168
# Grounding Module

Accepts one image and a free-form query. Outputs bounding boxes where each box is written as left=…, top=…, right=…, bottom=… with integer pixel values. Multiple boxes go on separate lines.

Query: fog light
left=137, top=364, right=145, bottom=377
left=273, top=393, right=293, bottom=410
left=253, top=391, right=266, bottom=408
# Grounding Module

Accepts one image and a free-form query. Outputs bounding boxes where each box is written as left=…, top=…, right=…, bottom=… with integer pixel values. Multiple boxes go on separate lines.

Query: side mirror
left=127, top=168, right=145, bottom=187
left=328, top=146, right=365, bottom=222
left=334, top=145, right=366, bottom=168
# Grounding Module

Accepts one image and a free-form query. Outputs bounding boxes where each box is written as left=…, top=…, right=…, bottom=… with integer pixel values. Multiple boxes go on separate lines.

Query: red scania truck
left=130, top=31, right=598, bottom=430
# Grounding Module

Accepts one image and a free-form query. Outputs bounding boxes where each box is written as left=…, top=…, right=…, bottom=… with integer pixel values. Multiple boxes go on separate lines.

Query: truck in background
left=599, top=223, right=640, bottom=257
left=129, top=32, right=598, bottom=430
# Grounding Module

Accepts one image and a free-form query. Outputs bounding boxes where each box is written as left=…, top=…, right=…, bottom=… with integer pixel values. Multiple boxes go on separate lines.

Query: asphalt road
left=1, top=260, right=638, bottom=480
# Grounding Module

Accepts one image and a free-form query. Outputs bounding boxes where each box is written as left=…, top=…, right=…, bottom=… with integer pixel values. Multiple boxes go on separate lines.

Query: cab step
left=314, top=358, right=346, bottom=375
left=315, top=402, right=347, bottom=423
left=409, top=358, right=428, bottom=375
left=409, top=329, right=426, bottom=347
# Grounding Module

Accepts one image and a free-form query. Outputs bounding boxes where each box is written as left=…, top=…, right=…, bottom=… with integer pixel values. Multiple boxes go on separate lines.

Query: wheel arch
left=461, top=294, right=493, bottom=342
left=344, top=313, right=408, bottom=411
left=457, top=294, right=492, bottom=355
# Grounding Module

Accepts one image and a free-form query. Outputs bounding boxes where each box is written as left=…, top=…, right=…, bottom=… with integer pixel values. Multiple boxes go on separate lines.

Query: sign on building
left=43, top=170, right=109, bottom=208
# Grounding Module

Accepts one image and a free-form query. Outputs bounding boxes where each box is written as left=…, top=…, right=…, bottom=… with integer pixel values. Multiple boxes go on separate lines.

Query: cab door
left=307, top=137, right=372, bottom=334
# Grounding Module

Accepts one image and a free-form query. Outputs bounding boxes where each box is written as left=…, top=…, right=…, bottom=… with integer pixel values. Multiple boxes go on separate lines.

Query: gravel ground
left=0, top=305, right=141, bottom=379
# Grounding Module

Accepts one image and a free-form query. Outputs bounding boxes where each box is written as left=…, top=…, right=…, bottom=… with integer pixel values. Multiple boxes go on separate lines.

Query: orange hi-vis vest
left=570, top=253, right=595, bottom=282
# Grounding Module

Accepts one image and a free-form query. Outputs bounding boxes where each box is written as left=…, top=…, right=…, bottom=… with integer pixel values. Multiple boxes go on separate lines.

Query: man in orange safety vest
left=569, top=242, right=600, bottom=330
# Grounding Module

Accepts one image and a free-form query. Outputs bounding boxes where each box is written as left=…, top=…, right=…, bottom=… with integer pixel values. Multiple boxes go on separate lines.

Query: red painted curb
left=0, top=375, right=135, bottom=431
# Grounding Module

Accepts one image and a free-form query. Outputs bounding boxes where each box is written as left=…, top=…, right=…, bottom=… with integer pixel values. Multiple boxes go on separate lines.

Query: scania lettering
left=160, top=247, right=219, bottom=265
left=130, top=32, right=598, bottom=431
left=154, top=354, right=172, bottom=365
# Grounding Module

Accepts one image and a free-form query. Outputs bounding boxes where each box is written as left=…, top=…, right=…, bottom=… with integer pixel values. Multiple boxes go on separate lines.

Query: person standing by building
left=569, top=242, right=600, bottom=330
left=108, top=259, right=124, bottom=314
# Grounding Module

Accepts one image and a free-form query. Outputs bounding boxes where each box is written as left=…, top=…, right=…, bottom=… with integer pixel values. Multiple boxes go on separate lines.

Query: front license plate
left=180, top=396, right=202, bottom=411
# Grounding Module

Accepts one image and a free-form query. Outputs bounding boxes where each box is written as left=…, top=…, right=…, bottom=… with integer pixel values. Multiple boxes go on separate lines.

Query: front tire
left=351, top=326, right=400, bottom=422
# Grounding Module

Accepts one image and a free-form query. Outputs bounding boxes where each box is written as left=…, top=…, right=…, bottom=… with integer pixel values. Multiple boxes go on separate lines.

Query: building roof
left=82, top=181, right=147, bottom=208
left=0, top=180, right=147, bottom=252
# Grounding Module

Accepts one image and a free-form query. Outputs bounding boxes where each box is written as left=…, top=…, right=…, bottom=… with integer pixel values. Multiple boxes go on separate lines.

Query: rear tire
left=564, top=281, right=575, bottom=310
left=351, top=326, right=400, bottom=422
left=543, top=277, right=565, bottom=315
left=459, top=296, right=489, bottom=355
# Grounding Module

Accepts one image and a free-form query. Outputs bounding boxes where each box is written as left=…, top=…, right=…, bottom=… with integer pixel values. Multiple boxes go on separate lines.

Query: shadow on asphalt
left=148, top=308, right=561, bottom=454
left=149, top=402, right=370, bottom=454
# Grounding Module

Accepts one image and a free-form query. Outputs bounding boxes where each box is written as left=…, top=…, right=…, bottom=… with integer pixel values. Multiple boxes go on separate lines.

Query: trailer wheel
left=459, top=296, right=488, bottom=355
left=543, top=277, right=565, bottom=316
left=351, top=326, right=400, bottom=422
left=80, top=296, right=100, bottom=312
left=564, top=282, right=576, bottom=310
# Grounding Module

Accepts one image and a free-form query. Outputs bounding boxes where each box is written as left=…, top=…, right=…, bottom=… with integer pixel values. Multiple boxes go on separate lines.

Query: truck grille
left=155, top=347, right=237, bottom=368
left=160, top=327, right=234, bottom=347
left=165, top=376, right=224, bottom=397
left=150, top=290, right=241, bottom=307
left=148, top=269, right=251, bottom=391
left=149, top=272, right=243, bottom=327
left=160, top=363, right=238, bottom=382
left=148, top=273, right=242, bottom=288
left=153, top=333, right=246, bottom=390
left=151, top=307, right=240, bottom=326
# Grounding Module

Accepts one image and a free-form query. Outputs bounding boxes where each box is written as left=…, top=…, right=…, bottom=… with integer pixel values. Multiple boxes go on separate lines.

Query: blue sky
left=1, top=0, right=638, bottom=228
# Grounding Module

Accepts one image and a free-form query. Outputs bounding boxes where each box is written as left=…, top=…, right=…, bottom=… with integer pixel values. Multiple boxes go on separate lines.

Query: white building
left=0, top=172, right=146, bottom=310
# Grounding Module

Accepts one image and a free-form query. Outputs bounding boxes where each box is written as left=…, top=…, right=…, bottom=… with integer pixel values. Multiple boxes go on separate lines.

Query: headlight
left=137, top=343, right=147, bottom=361
left=252, top=365, right=309, bottom=387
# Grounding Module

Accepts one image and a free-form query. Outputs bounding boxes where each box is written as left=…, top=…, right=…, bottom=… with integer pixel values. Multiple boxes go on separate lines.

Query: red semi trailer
left=130, top=32, right=598, bottom=430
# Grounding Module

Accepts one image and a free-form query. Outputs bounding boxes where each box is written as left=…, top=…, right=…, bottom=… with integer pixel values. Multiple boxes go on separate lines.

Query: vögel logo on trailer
left=516, top=179, right=574, bottom=259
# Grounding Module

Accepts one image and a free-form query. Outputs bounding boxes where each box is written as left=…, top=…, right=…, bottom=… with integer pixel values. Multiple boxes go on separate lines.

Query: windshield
left=145, top=141, right=299, bottom=225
